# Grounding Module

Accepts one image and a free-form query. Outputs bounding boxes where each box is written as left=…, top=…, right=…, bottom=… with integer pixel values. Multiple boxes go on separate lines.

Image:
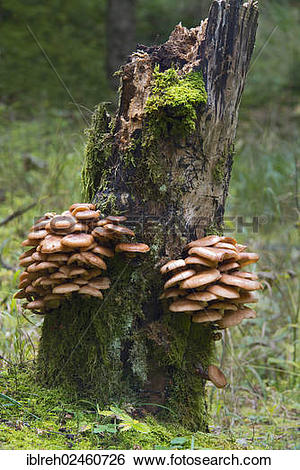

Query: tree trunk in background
left=106, top=0, right=136, bottom=89
left=38, top=0, right=258, bottom=431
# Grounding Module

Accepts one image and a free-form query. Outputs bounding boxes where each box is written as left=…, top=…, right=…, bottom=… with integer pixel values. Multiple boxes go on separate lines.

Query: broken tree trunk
left=38, top=0, right=258, bottom=431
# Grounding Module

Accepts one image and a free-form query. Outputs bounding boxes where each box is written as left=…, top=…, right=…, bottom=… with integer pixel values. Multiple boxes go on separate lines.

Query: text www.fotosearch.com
left=26, top=452, right=272, bottom=467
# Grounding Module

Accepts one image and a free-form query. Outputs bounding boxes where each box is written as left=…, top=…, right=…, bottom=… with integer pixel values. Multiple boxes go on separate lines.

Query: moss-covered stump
left=38, top=0, right=258, bottom=431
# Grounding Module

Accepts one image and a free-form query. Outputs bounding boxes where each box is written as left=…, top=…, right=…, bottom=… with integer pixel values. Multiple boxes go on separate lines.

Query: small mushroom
left=115, top=243, right=150, bottom=253
left=164, top=269, right=196, bottom=290
left=169, top=299, right=205, bottom=312
left=61, top=233, right=94, bottom=248
left=220, top=274, right=261, bottom=291
left=53, top=283, right=80, bottom=294
left=207, top=284, right=240, bottom=299
left=180, top=269, right=221, bottom=289
left=207, top=365, right=227, bottom=388
left=78, top=285, right=103, bottom=298
left=160, top=259, right=186, bottom=275
left=192, top=310, right=223, bottom=323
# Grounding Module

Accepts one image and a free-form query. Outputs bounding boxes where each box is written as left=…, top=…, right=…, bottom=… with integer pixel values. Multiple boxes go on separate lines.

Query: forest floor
left=0, top=364, right=299, bottom=451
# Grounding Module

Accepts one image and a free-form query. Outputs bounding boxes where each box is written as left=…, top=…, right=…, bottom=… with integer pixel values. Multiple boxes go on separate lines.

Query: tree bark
left=38, top=0, right=258, bottom=431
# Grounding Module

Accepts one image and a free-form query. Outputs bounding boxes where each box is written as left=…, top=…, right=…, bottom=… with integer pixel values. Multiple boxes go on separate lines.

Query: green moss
left=144, top=66, right=207, bottom=141
left=0, top=366, right=243, bottom=450
left=81, top=104, right=113, bottom=201
left=213, top=155, right=226, bottom=184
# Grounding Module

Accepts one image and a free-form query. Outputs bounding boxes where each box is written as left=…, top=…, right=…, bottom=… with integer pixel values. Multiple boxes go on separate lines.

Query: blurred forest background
left=0, top=0, right=299, bottom=450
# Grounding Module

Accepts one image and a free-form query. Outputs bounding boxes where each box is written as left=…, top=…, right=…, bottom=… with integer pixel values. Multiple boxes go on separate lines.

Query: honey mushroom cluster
left=15, top=203, right=150, bottom=313
left=159, top=235, right=262, bottom=388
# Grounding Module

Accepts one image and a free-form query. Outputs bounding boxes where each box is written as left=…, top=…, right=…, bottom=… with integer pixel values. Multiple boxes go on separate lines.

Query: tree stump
left=38, top=0, right=258, bottom=431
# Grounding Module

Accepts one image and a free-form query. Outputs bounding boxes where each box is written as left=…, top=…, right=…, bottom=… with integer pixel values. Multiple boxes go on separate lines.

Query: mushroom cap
left=49, top=214, right=76, bottom=231
left=115, top=243, right=150, bottom=253
left=169, top=299, right=205, bottom=312
left=217, top=310, right=245, bottom=328
left=92, top=227, right=116, bottom=240
left=207, top=365, right=227, bottom=388
left=184, top=236, right=222, bottom=249
left=240, top=307, right=257, bottom=318
left=19, top=248, right=36, bottom=259
left=28, top=261, right=58, bottom=272
left=238, top=252, right=260, bottom=266
left=95, top=218, right=110, bottom=226
left=75, top=210, right=100, bottom=220
left=164, top=269, right=196, bottom=290
left=50, top=271, right=69, bottom=280
left=106, top=215, right=127, bottom=223
left=82, top=268, right=103, bottom=280
left=14, top=290, right=28, bottom=299
left=53, top=283, right=80, bottom=294
left=210, top=302, right=238, bottom=311
left=219, top=261, right=240, bottom=272
left=73, top=278, right=88, bottom=285
left=81, top=252, right=107, bottom=270
left=186, top=291, right=219, bottom=302
left=40, top=235, right=63, bottom=253
left=208, top=284, right=240, bottom=299
left=234, top=271, right=258, bottom=280
left=92, top=245, right=114, bottom=257
left=105, top=224, right=135, bottom=237
left=67, top=253, right=86, bottom=265
left=214, top=248, right=239, bottom=261
left=32, top=252, right=47, bottom=262
left=184, top=256, right=216, bottom=268
left=69, top=203, right=96, bottom=212
left=19, top=256, right=35, bottom=267
left=236, top=243, right=248, bottom=252
left=220, top=274, right=261, bottom=291
left=69, top=267, right=87, bottom=277
left=214, top=242, right=237, bottom=251
left=61, top=233, right=94, bottom=248
left=180, top=269, right=221, bottom=289
left=25, top=299, right=45, bottom=311
left=27, top=229, right=48, bottom=240
left=47, top=253, right=69, bottom=262
left=78, top=285, right=103, bottom=298
left=234, top=292, right=259, bottom=304
left=192, top=310, right=223, bottom=323
left=188, top=246, right=220, bottom=263
left=160, top=259, right=186, bottom=275
left=21, top=238, right=39, bottom=247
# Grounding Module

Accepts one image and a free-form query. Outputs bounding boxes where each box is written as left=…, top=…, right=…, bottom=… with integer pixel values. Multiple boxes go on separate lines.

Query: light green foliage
left=145, top=66, right=207, bottom=140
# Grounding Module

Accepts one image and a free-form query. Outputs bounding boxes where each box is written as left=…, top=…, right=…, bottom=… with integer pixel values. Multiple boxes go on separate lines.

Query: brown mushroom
left=169, top=299, right=205, bottom=312
left=220, top=274, right=261, bottom=291
left=207, top=365, right=227, bottom=388
left=208, top=284, right=240, bottom=299
left=160, top=259, right=186, bottom=275
left=61, top=233, right=94, bottom=249
left=53, top=283, right=80, bottom=294
left=78, top=285, right=103, bottom=298
left=192, top=310, right=223, bottom=323
left=164, top=269, right=196, bottom=290
left=115, top=243, right=150, bottom=253
left=180, top=269, right=221, bottom=289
